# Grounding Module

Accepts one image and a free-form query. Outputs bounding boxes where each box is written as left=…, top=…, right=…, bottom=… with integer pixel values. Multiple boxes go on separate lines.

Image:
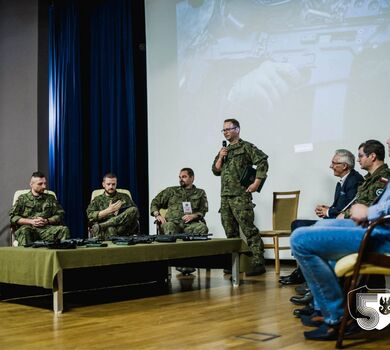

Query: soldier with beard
left=9, top=171, right=70, bottom=245
left=87, top=173, right=139, bottom=239
left=150, top=168, right=209, bottom=235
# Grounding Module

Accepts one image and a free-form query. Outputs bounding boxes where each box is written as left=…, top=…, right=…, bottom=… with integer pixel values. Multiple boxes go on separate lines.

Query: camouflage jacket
left=344, top=163, right=390, bottom=217
left=212, top=139, right=269, bottom=197
left=9, top=191, right=65, bottom=227
left=87, top=191, right=137, bottom=223
left=150, top=186, right=208, bottom=222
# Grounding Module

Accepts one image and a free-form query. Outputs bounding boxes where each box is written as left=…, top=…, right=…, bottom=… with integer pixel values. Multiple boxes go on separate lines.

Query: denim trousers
left=291, top=219, right=390, bottom=325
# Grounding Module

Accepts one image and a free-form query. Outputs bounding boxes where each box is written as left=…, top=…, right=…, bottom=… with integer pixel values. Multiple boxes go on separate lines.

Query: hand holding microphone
left=221, top=140, right=228, bottom=163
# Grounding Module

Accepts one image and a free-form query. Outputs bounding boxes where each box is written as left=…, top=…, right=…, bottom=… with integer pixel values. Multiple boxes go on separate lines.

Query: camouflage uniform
left=87, top=191, right=139, bottom=239
left=212, top=138, right=269, bottom=268
left=9, top=191, right=70, bottom=246
left=150, top=186, right=208, bottom=234
left=344, top=163, right=390, bottom=218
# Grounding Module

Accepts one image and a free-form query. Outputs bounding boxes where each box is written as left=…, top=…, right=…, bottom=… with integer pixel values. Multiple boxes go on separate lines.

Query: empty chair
left=260, top=191, right=300, bottom=274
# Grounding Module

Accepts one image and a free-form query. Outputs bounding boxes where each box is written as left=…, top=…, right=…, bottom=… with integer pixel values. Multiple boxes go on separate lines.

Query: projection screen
left=145, top=0, right=390, bottom=257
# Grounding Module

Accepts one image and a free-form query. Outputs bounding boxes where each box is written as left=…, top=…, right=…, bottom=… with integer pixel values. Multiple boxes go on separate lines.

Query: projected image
left=176, top=0, right=390, bottom=143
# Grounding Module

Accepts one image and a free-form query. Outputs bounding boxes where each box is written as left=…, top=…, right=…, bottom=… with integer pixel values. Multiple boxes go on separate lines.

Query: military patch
left=376, top=188, right=384, bottom=197
left=379, top=177, right=389, bottom=184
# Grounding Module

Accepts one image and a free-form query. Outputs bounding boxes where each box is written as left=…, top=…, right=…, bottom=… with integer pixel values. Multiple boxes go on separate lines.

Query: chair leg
left=273, top=236, right=280, bottom=274
left=336, top=274, right=364, bottom=348
left=336, top=277, right=352, bottom=349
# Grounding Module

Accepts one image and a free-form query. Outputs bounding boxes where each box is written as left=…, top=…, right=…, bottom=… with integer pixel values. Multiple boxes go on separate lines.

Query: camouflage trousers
left=15, top=225, right=70, bottom=246
left=161, top=220, right=208, bottom=235
left=94, top=207, right=139, bottom=239
left=220, top=195, right=264, bottom=267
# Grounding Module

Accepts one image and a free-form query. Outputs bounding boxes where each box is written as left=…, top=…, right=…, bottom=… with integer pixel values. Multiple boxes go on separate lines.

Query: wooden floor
left=1, top=263, right=390, bottom=350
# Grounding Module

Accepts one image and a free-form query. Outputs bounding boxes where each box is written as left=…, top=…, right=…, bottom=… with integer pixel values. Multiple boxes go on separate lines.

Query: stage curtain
left=49, top=0, right=85, bottom=236
left=48, top=0, right=138, bottom=237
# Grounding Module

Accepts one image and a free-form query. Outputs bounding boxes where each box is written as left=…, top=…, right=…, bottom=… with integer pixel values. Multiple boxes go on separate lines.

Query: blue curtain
left=49, top=1, right=85, bottom=236
left=88, top=0, right=138, bottom=196
left=48, top=0, right=138, bottom=237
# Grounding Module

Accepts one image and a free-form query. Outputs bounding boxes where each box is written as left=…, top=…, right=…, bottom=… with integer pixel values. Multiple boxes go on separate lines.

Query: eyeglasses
left=221, top=127, right=237, bottom=133
left=357, top=153, right=367, bottom=159
left=331, top=161, right=345, bottom=166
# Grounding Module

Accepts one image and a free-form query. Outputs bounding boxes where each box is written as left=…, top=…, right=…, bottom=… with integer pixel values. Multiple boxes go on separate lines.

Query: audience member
left=280, top=149, right=363, bottom=287
left=290, top=136, right=390, bottom=340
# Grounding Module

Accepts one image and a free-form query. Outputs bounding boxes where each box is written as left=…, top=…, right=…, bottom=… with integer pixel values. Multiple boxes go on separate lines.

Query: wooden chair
left=89, top=188, right=139, bottom=236
left=10, top=189, right=57, bottom=246
left=334, top=215, right=390, bottom=349
left=259, top=191, right=300, bottom=274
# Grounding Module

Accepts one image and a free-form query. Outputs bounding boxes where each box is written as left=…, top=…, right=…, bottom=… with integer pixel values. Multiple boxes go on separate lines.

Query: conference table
left=0, top=238, right=247, bottom=313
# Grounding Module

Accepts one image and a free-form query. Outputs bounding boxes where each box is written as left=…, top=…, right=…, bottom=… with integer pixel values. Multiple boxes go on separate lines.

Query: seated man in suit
left=281, top=149, right=364, bottom=285
left=290, top=136, right=390, bottom=341
left=87, top=173, right=139, bottom=239
left=9, top=171, right=70, bottom=246
left=315, top=149, right=364, bottom=219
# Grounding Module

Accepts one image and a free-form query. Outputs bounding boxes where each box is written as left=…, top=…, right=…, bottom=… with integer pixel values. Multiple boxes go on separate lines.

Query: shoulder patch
left=376, top=188, right=384, bottom=197
left=379, top=177, right=389, bottom=184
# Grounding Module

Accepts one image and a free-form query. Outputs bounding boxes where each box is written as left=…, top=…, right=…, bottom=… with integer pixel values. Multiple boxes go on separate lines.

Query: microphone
left=222, top=140, right=227, bottom=163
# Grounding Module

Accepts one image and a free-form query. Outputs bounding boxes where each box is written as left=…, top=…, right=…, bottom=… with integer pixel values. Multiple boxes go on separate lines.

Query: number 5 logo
left=348, top=286, right=390, bottom=331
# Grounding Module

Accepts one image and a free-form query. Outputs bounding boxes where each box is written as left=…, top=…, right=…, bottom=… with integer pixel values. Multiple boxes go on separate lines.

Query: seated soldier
left=9, top=171, right=70, bottom=246
left=150, top=168, right=208, bottom=235
left=87, top=173, right=139, bottom=239
left=151, top=168, right=209, bottom=275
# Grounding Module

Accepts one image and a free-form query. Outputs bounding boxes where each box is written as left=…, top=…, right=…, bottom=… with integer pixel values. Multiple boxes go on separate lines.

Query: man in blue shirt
left=290, top=136, right=390, bottom=340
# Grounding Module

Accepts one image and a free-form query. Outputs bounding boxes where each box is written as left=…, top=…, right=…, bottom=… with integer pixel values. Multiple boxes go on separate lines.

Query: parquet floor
left=0, top=263, right=389, bottom=349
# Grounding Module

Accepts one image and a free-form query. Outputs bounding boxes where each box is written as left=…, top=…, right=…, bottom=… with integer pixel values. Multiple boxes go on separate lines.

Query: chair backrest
left=13, top=189, right=57, bottom=205
left=90, top=189, right=132, bottom=202
left=272, top=191, right=300, bottom=230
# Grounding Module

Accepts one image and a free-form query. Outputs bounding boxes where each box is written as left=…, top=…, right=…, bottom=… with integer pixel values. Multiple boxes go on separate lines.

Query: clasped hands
left=315, top=205, right=329, bottom=218
left=30, top=217, right=49, bottom=227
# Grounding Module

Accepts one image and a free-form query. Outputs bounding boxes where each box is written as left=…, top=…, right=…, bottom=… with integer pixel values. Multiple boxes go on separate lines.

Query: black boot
left=279, top=267, right=305, bottom=285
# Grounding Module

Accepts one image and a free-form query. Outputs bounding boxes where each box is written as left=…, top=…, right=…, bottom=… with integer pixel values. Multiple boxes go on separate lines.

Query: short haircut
left=180, top=168, right=194, bottom=177
left=334, top=149, right=355, bottom=169
left=224, top=118, right=240, bottom=128
left=103, top=173, right=117, bottom=181
left=358, top=140, right=385, bottom=161
left=31, top=171, right=46, bottom=178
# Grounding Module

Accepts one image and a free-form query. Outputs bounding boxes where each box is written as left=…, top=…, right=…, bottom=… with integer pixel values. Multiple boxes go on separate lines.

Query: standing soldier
left=9, top=171, right=70, bottom=246
left=87, top=173, right=139, bottom=239
left=212, top=119, right=269, bottom=275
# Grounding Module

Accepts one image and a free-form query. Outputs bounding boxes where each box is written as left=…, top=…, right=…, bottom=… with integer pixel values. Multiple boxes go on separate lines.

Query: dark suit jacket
left=328, top=169, right=364, bottom=218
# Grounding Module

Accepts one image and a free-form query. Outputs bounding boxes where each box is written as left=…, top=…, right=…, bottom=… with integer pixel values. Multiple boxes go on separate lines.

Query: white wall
left=146, top=0, right=390, bottom=257
left=0, top=0, right=39, bottom=246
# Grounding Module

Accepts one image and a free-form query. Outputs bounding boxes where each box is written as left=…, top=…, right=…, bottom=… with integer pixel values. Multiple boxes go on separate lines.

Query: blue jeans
left=291, top=219, right=390, bottom=325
